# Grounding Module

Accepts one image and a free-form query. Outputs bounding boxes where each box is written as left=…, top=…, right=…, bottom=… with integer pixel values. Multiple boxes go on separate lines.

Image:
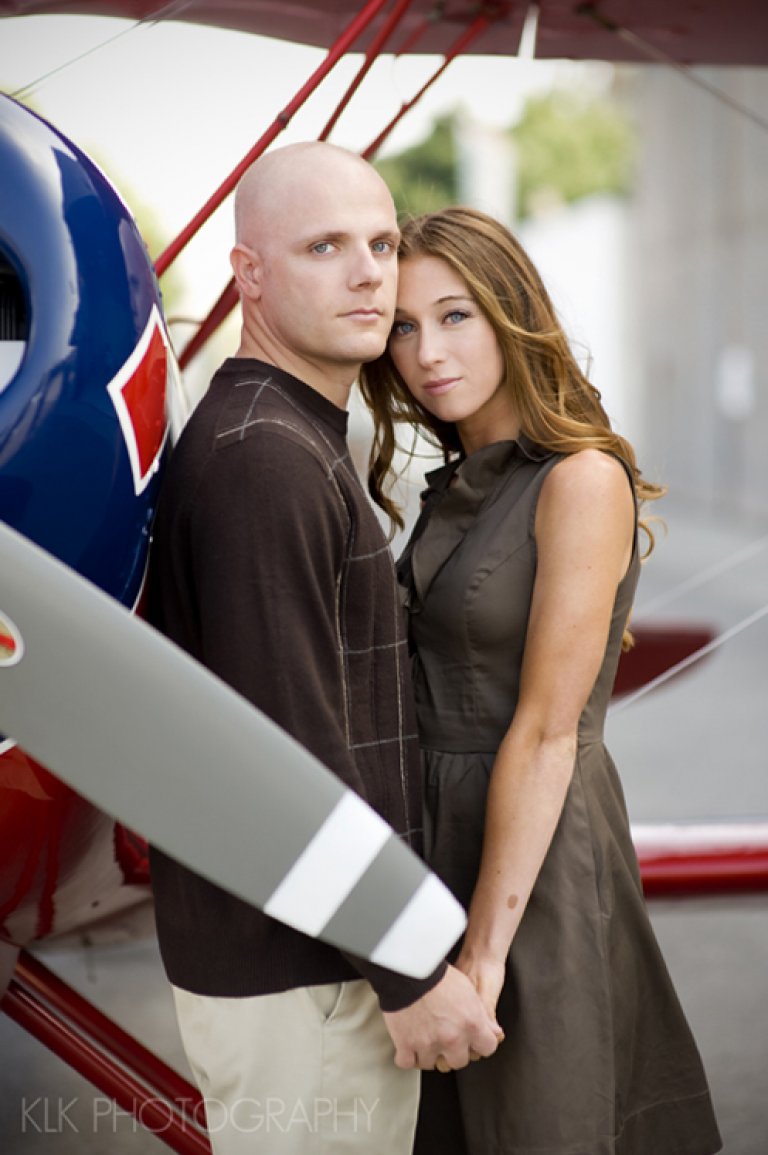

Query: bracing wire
left=609, top=602, right=768, bottom=715
left=567, top=1, right=768, bottom=717
left=10, top=0, right=193, bottom=102
left=637, top=533, right=768, bottom=616
left=577, top=2, right=768, bottom=138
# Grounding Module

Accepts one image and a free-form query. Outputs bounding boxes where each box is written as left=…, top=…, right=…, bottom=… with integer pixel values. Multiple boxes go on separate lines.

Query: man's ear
left=230, top=243, right=262, bottom=300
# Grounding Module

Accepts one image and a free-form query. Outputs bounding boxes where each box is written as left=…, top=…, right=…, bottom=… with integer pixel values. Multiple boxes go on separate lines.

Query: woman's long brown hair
left=359, top=206, right=665, bottom=648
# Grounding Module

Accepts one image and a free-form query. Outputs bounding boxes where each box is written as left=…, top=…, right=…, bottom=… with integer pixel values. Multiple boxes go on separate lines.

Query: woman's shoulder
left=537, top=449, right=635, bottom=529
left=544, top=447, right=632, bottom=495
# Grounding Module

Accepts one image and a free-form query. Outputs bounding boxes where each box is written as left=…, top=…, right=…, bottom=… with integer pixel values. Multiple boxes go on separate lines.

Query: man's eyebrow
left=298, top=228, right=401, bottom=245
left=299, top=230, right=347, bottom=244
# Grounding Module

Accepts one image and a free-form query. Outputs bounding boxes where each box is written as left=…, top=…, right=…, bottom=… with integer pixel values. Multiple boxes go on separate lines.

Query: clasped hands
left=383, top=962, right=505, bottom=1073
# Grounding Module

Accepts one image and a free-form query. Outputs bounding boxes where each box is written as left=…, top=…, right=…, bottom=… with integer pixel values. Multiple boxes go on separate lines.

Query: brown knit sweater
left=147, top=358, right=445, bottom=1011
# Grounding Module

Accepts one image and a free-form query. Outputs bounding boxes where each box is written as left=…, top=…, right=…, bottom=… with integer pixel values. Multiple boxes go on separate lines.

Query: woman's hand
left=455, top=947, right=507, bottom=1025
left=382, top=964, right=503, bottom=1070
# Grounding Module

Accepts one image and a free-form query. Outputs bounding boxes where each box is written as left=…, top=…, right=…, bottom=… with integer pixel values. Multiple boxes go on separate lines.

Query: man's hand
left=382, top=965, right=504, bottom=1071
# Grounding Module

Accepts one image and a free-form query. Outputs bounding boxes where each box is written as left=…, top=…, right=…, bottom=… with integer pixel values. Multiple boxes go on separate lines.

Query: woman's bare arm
left=456, top=449, right=635, bottom=1015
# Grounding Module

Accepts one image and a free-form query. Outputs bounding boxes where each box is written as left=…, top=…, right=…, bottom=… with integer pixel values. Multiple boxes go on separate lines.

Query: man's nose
left=351, top=246, right=384, bottom=287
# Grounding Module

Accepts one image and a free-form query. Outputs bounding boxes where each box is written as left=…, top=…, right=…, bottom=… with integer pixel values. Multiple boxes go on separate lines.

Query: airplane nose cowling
left=0, top=95, right=176, bottom=947
left=0, top=93, right=173, bottom=608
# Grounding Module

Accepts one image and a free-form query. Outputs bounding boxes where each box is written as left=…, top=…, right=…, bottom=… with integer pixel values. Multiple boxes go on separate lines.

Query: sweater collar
left=219, top=358, right=349, bottom=438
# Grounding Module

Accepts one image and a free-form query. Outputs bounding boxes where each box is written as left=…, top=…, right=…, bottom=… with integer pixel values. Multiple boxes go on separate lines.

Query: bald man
left=147, top=143, right=500, bottom=1155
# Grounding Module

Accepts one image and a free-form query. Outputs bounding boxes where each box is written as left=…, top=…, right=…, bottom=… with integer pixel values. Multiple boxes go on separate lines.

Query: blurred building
left=622, top=66, right=768, bottom=518
left=451, top=66, right=768, bottom=523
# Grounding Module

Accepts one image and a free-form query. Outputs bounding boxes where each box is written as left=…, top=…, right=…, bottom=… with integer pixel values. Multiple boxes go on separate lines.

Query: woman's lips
left=423, top=378, right=459, bottom=395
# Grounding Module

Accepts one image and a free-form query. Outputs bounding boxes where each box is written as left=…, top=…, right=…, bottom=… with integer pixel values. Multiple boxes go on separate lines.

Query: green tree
left=511, top=88, right=635, bottom=218
left=375, top=114, right=457, bottom=218
left=373, top=87, right=635, bottom=222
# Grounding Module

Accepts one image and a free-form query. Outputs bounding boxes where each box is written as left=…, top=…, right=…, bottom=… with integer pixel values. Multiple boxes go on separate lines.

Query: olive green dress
left=398, top=437, right=722, bottom=1155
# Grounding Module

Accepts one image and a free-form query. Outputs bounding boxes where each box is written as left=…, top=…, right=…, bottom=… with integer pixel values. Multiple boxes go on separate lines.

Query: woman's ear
left=230, top=243, right=262, bottom=300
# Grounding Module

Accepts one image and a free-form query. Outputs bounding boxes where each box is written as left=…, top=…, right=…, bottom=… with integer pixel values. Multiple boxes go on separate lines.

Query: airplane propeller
left=0, top=519, right=466, bottom=978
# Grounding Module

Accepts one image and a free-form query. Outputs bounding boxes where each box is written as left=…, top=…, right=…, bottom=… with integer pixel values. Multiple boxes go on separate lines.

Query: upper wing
left=0, top=1, right=766, bottom=64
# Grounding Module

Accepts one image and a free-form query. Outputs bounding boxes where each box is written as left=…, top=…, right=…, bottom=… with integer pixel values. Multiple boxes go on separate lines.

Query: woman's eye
left=391, top=320, right=415, bottom=338
left=444, top=310, right=469, bottom=324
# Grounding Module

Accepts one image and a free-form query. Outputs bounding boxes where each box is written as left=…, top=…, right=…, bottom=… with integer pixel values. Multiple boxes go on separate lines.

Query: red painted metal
left=14, top=952, right=203, bottom=1113
left=178, top=7, right=497, bottom=365
left=178, top=279, right=239, bottom=371
left=2, top=976, right=211, bottom=1154
left=391, top=12, right=432, bottom=56
left=362, top=13, right=493, bottom=160
left=3, top=1, right=766, bottom=66
left=114, top=822, right=151, bottom=886
left=639, top=850, right=768, bottom=897
left=319, top=0, right=416, bottom=141
left=154, top=0, right=393, bottom=278
left=0, top=746, right=132, bottom=947
left=613, top=623, right=714, bottom=698
left=175, top=0, right=427, bottom=366
left=634, top=822, right=768, bottom=897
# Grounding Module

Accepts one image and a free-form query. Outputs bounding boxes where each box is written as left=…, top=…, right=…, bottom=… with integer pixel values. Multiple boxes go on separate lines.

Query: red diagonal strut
left=177, top=6, right=500, bottom=367
left=2, top=950, right=210, bottom=1153
left=319, top=0, right=417, bottom=140
left=155, top=0, right=393, bottom=278
left=362, top=13, right=492, bottom=159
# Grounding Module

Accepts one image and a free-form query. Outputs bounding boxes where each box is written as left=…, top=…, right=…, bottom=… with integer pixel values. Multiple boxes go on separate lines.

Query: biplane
left=1, top=2, right=768, bottom=1151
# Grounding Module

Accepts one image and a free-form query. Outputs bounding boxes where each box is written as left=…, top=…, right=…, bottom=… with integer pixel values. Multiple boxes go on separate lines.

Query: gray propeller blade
left=0, top=520, right=465, bottom=977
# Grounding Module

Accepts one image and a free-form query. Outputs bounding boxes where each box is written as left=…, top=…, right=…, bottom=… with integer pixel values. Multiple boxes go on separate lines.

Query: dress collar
left=398, top=436, right=554, bottom=613
left=422, top=434, right=552, bottom=496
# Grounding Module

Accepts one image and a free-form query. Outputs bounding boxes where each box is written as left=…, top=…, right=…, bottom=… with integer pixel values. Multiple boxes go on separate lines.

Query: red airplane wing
left=1, top=0, right=767, bottom=65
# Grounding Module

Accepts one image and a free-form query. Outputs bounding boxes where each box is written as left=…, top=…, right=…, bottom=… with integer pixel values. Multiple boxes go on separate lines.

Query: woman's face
left=388, top=255, right=518, bottom=451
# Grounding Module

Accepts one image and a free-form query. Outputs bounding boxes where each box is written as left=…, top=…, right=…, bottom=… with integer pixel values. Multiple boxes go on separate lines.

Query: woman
left=359, top=207, right=721, bottom=1155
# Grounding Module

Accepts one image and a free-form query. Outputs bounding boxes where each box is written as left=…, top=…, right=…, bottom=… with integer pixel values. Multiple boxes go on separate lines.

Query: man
left=148, top=142, right=501, bottom=1155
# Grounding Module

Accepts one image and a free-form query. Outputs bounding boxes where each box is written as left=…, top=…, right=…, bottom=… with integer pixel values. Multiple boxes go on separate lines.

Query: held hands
left=455, top=947, right=507, bottom=1023
left=382, top=964, right=504, bottom=1072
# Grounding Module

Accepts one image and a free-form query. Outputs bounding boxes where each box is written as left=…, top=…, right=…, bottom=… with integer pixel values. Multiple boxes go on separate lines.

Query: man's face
left=249, top=158, right=400, bottom=390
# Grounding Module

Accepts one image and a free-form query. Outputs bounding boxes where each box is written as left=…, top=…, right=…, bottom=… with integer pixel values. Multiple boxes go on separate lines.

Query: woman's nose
left=417, top=326, right=444, bottom=367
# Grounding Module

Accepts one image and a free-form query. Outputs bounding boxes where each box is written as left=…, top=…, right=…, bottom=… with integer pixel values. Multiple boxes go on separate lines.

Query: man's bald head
left=229, top=140, right=399, bottom=399
left=234, top=142, right=393, bottom=249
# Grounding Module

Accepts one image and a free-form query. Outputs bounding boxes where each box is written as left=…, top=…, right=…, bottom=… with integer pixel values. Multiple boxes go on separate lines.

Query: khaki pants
left=172, top=980, right=420, bottom=1154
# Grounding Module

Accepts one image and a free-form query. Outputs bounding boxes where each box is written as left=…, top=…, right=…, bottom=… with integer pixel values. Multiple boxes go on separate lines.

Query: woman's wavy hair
left=359, top=204, right=664, bottom=548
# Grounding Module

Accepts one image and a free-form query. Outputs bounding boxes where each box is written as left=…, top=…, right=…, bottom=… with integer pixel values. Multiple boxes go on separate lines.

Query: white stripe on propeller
left=371, top=872, right=468, bottom=975
left=265, top=792, right=391, bottom=935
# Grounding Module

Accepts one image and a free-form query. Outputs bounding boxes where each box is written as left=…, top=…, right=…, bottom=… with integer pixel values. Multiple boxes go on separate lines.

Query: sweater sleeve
left=184, top=429, right=447, bottom=1009
left=342, top=952, right=447, bottom=1012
